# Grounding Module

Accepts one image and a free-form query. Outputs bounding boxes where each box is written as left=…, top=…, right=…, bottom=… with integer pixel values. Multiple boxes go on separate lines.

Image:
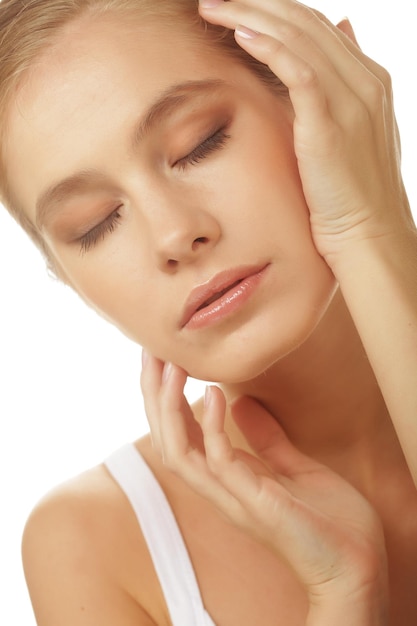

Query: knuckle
left=207, top=456, right=227, bottom=479
left=206, top=444, right=231, bottom=478
left=310, top=8, right=328, bottom=24
left=375, top=63, right=392, bottom=90
left=362, top=74, right=388, bottom=109
left=294, top=63, right=318, bottom=89
left=277, top=20, right=305, bottom=44
left=287, top=1, right=313, bottom=25
left=267, top=37, right=285, bottom=58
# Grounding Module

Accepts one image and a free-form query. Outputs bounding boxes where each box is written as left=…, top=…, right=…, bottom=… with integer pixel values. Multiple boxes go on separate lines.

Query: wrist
left=306, top=582, right=389, bottom=626
left=323, top=226, right=417, bottom=281
left=306, top=546, right=389, bottom=626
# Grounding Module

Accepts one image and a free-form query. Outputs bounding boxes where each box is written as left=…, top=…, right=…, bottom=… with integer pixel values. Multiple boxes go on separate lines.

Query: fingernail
left=141, top=348, right=149, bottom=367
left=235, top=24, right=260, bottom=39
left=204, top=385, right=212, bottom=408
left=162, top=361, right=173, bottom=383
left=199, top=0, right=222, bottom=8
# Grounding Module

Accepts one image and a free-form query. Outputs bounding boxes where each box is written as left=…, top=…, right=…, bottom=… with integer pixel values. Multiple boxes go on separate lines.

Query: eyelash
left=79, top=207, right=123, bottom=254
left=175, top=126, right=231, bottom=170
left=78, top=127, right=230, bottom=253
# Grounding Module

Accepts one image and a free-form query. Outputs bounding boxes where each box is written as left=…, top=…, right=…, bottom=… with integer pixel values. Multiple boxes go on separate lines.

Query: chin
left=186, top=338, right=302, bottom=384
left=183, top=280, right=339, bottom=384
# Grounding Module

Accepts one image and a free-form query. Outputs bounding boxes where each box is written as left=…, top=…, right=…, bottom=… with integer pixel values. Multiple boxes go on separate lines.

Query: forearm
left=330, top=227, right=417, bottom=483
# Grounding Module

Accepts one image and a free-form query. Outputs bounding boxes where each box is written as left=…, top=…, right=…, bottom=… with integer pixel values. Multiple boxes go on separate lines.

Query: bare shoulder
left=22, top=439, right=170, bottom=626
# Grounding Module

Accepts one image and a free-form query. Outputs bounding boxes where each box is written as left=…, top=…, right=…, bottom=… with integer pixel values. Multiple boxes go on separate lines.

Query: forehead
left=4, top=12, right=240, bottom=220
left=10, top=12, right=218, bottom=130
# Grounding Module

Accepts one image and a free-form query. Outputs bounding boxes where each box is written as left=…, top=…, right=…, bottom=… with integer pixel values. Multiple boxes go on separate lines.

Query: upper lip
left=180, top=263, right=268, bottom=328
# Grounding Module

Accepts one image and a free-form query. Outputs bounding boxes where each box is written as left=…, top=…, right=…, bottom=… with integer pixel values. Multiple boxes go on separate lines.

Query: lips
left=180, top=264, right=269, bottom=329
left=195, top=279, right=243, bottom=311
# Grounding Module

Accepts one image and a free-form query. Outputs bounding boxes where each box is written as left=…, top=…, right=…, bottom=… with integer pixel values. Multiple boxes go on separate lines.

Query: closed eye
left=76, top=127, right=230, bottom=253
left=175, top=127, right=231, bottom=171
left=78, top=206, right=123, bottom=254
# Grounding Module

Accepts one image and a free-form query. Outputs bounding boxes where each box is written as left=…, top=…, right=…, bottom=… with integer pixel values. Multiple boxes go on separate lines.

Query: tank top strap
left=104, top=443, right=216, bottom=626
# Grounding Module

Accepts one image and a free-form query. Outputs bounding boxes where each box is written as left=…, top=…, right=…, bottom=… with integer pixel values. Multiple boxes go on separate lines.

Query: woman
left=1, top=0, right=416, bottom=623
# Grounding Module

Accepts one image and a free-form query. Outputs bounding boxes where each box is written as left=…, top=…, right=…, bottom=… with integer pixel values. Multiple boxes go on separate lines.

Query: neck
left=221, top=289, right=405, bottom=490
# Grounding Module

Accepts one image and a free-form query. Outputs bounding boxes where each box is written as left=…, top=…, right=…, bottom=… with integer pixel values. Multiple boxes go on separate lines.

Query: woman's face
left=5, top=13, right=336, bottom=382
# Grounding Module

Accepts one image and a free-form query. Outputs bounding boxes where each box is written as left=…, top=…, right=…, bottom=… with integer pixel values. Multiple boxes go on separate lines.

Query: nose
left=146, top=192, right=221, bottom=272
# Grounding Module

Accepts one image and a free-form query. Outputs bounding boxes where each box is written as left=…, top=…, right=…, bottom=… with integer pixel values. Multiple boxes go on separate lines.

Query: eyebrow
left=35, top=78, right=227, bottom=231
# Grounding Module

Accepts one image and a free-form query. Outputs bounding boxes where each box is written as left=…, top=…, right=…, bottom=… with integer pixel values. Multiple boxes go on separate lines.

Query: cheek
left=50, top=241, right=156, bottom=340
left=217, top=125, right=313, bottom=248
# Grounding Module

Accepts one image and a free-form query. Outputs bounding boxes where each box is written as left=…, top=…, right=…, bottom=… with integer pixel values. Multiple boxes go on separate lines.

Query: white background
left=1, top=1, right=416, bottom=623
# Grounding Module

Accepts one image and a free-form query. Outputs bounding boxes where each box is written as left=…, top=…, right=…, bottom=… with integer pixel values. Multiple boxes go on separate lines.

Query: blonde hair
left=0, top=0, right=286, bottom=266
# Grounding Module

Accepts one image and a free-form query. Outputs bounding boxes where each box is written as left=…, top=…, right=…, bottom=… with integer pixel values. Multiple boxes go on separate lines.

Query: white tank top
left=104, top=443, right=216, bottom=626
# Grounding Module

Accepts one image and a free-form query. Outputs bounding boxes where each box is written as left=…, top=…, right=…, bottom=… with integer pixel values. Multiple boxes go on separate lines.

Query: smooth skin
left=143, top=1, right=417, bottom=623
left=16, top=1, right=417, bottom=625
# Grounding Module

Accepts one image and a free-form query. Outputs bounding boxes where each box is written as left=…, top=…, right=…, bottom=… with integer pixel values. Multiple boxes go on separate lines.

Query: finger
left=211, top=0, right=395, bottom=172
left=233, top=27, right=396, bottom=176
left=336, top=17, right=361, bottom=49
left=202, top=386, right=260, bottom=481
left=202, top=391, right=377, bottom=587
left=159, top=362, right=205, bottom=462
left=331, top=14, right=391, bottom=87
left=201, top=1, right=351, bottom=99
left=202, top=387, right=286, bottom=503
left=201, top=4, right=359, bottom=142
left=201, top=389, right=314, bottom=556
left=235, top=29, right=339, bottom=141
left=201, top=0, right=383, bottom=79
left=200, top=0, right=391, bottom=114
left=140, top=350, right=165, bottom=453
left=231, top=396, right=313, bottom=477
left=159, top=373, right=247, bottom=517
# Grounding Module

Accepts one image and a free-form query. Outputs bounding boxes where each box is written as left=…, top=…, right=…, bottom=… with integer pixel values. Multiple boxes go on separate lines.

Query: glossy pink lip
left=180, top=263, right=270, bottom=330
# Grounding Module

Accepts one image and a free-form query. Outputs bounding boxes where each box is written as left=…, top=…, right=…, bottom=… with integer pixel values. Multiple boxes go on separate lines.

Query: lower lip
left=184, top=265, right=269, bottom=330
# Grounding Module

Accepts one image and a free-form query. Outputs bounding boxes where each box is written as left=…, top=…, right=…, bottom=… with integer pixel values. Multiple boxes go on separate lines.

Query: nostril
left=192, top=236, right=208, bottom=250
left=167, top=259, right=178, bottom=268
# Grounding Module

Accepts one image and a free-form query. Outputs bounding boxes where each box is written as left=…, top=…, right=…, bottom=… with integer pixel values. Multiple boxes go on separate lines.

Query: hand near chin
left=199, top=0, right=414, bottom=265
left=141, top=354, right=388, bottom=624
